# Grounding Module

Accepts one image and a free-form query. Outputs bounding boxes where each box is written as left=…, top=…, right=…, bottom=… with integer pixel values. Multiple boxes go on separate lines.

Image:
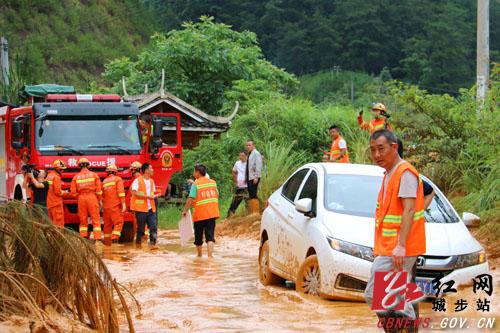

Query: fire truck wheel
left=120, top=222, right=135, bottom=243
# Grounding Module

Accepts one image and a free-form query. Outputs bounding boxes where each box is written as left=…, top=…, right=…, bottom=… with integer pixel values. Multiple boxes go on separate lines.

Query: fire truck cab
left=0, top=84, right=182, bottom=241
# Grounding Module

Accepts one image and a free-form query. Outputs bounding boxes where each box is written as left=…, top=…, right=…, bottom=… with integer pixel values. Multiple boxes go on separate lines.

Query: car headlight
left=454, top=250, right=486, bottom=269
left=327, top=237, right=374, bottom=262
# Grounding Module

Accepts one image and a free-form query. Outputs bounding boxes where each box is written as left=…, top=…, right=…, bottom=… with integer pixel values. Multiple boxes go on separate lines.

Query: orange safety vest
left=374, top=161, right=426, bottom=257
left=71, top=169, right=102, bottom=196
left=130, top=176, right=156, bottom=213
left=330, top=136, right=349, bottom=163
left=192, top=177, right=220, bottom=222
left=102, top=174, right=126, bottom=209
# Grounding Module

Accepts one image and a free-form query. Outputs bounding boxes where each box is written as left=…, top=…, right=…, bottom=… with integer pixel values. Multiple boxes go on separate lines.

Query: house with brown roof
left=125, top=90, right=238, bottom=149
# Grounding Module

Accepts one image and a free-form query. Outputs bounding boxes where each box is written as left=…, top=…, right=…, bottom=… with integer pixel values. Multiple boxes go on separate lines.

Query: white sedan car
left=259, top=163, right=489, bottom=300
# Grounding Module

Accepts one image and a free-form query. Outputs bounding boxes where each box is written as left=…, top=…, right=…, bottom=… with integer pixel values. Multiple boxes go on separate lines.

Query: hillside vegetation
left=145, top=0, right=500, bottom=92
left=0, top=0, right=156, bottom=88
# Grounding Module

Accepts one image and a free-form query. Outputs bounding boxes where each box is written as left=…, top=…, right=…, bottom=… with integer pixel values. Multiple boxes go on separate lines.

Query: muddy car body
left=259, top=163, right=489, bottom=300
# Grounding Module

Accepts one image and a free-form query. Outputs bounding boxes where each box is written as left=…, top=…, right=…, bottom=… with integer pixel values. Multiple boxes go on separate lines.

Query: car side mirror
left=462, top=212, right=480, bottom=227
left=11, top=140, right=23, bottom=149
left=152, top=118, right=163, bottom=138
left=12, top=121, right=23, bottom=139
left=295, top=198, right=313, bottom=217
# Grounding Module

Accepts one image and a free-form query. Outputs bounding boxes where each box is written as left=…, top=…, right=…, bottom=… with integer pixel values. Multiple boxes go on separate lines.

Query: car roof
left=304, top=162, right=385, bottom=177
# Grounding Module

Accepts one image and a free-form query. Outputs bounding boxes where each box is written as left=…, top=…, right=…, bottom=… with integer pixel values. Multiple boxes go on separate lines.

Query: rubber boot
left=248, top=199, right=260, bottom=215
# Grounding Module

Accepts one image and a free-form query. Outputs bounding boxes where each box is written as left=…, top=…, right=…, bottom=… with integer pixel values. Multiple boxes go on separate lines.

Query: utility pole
left=350, top=75, right=354, bottom=105
left=1, top=37, right=9, bottom=86
left=476, top=0, right=489, bottom=107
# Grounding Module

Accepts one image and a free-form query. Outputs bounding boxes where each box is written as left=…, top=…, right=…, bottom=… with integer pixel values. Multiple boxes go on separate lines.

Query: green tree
left=103, top=16, right=297, bottom=114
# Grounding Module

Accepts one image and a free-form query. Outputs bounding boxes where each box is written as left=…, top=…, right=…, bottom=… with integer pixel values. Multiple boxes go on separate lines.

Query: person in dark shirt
left=23, top=170, right=49, bottom=213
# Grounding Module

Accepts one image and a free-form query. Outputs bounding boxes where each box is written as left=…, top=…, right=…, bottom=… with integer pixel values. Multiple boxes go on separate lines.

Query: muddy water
left=102, top=231, right=500, bottom=332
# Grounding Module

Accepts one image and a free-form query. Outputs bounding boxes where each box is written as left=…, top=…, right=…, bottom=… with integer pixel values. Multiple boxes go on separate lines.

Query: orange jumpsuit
left=357, top=115, right=393, bottom=133
left=71, top=169, right=102, bottom=239
left=46, top=171, right=65, bottom=227
left=102, top=174, right=126, bottom=244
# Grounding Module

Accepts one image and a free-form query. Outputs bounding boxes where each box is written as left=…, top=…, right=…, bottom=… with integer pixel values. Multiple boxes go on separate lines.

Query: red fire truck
left=0, top=84, right=182, bottom=241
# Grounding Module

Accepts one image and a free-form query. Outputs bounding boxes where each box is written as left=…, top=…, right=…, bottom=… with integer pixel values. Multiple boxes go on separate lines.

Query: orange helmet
left=78, top=157, right=90, bottom=165
left=372, top=102, right=387, bottom=113
left=106, top=164, right=118, bottom=172
left=53, top=159, right=67, bottom=169
left=130, top=161, right=142, bottom=170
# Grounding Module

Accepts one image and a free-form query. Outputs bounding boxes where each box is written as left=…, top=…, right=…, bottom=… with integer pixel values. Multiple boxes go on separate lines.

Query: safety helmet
left=106, top=164, right=118, bottom=172
left=53, top=159, right=67, bottom=169
left=78, top=157, right=90, bottom=165
left=130, top=161, right=142, bottom=170
left=371, top=102, right=387, bottom=113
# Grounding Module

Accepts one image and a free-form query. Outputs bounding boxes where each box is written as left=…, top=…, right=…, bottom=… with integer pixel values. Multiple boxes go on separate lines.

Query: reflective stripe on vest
left=103, top=182, right=116, bottom=188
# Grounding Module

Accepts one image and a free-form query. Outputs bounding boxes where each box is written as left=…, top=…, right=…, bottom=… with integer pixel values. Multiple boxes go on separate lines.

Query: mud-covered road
left=102, top=230, right=500, bottom=332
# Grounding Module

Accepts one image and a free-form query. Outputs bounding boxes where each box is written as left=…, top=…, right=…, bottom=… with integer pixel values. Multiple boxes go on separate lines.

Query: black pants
left=136, top=209, right=157, bottom=244
left=193, top=218, right=216, bottom=246
left=228, top=188, right=248, bottom=215
left=247, top=178, right=260, bottom=199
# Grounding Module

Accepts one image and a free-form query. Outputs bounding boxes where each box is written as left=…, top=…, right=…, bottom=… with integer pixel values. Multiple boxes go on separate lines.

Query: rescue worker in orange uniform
left=182, top=164, right=220, bottom=257
left=364, top=130, right=426, bottom=322
left=46, top=160, right=68, bottom=227
left=130, top=162, right=158, bottom=247
left=358, top=102, right=393, bottom=133
left=323, top=124, right=349, bottom=163
left=71, top=158, right=103, bottom=240
left=102, top=164, right=126, bottom=245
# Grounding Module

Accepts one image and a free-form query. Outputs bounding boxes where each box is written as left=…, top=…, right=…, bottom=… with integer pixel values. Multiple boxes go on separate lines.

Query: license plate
left=416, top=278, right=436, bottom=296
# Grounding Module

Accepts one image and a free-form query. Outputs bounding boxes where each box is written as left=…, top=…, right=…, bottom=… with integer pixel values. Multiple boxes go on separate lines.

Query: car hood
left=322, top=212, right=483, bottom=255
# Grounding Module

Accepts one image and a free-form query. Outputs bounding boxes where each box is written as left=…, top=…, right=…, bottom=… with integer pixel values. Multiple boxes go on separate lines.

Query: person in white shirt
left=130, top=162, right=158, bottom=247
left=227, top=152, right=248, bottom=217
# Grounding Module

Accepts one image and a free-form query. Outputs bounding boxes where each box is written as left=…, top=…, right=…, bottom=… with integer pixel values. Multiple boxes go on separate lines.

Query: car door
left=270, top=168, right=309, bottom=276
left=287, top=170, right=318, bottom=278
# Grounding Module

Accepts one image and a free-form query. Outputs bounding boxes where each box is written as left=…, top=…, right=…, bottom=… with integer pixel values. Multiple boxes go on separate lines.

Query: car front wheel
left=296, top=255, right=321, bottom=297
left=259, top=240, right=284, bottom=285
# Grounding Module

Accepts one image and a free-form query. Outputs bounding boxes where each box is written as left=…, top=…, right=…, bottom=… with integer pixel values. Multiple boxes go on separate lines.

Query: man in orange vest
left=46, top=160, right=68, bottom=227
left=130, top=162, right=158, bottom=247
left=323, top=124, right=349, bottom=163
left=102, top=164, right=126, bottom=245
left=358, top=102, right=393, bottom=134
left=364, top=130, right=426, bottom=321
left=127, top=161, right=142, bottom=237
left=182, top=164, right=220, bottom=257
left=71, top=158, right=103, bottom=240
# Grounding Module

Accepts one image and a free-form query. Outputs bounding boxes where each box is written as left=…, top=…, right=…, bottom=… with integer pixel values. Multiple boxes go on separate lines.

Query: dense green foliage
left=297, top=70, right=390, bottom=106
left=145, top=0, right=499, bottom=92
left=103, top=17, right=297, bottom=114
left=0, top=0, right=156, bottom=88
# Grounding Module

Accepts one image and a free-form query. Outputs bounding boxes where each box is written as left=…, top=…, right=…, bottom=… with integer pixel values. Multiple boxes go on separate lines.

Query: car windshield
left=324, top=174, right=459, bottom=223
left=36, top=115, right=141, bottom=155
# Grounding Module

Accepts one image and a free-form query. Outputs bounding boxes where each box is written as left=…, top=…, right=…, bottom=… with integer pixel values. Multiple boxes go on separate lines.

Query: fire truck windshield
left=35, top=115, right=142, bottom=155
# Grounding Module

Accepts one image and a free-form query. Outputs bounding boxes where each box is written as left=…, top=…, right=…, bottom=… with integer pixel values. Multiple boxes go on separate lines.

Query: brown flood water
left=101, top=230, right=500, bottom=333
